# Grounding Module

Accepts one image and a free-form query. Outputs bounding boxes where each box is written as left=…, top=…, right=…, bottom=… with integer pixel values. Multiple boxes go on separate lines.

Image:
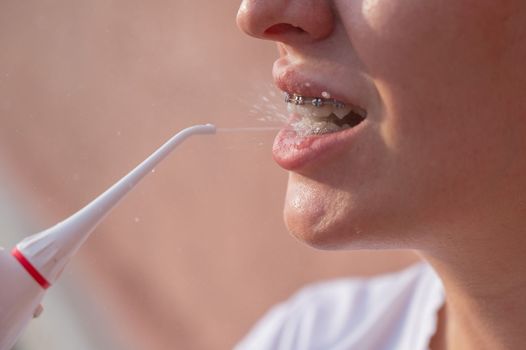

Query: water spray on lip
left=0, top=124, right=216, bottom=350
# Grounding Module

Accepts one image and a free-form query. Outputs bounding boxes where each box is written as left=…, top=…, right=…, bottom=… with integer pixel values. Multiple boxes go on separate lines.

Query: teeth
left=284, top=93, right=366, bottom=136
left=288, top=103, right=334, bottom=119
left=321, top=121, right=343, bottom=133
left=292, top=119, right=349, bottom=136
left=333, top=106, right=352, bottom=119
left=287, top=100, right=355, bottom=119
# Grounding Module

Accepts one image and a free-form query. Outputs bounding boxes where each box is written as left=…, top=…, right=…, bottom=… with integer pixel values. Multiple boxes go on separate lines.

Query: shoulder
left=236, top=263, right=443, bottom=350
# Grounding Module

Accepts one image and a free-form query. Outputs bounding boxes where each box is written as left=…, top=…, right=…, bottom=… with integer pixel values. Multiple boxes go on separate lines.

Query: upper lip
left=272, top=60, right=370, bottom=113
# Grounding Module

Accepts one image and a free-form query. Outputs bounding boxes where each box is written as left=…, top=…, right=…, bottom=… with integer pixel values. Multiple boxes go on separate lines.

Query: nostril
left=264, top=23, right=306, bottom=36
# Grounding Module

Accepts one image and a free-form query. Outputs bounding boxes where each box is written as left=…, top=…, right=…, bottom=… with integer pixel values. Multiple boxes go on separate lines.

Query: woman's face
left=237, top=0, right=526, bottom=249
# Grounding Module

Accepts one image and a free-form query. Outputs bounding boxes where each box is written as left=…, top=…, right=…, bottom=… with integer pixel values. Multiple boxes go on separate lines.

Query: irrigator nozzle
left=13, top=124, right=216, bottom=288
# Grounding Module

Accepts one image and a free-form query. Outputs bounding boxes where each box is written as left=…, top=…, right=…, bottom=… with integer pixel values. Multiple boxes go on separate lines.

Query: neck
left=420, top=228, right=526, bottom=350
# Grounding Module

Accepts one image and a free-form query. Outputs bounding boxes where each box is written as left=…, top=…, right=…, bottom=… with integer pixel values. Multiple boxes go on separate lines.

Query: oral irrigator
left=0, top=123, right=216, bottom=350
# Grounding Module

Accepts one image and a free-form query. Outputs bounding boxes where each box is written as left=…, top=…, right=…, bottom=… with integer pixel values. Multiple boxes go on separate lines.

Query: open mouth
left=284, top=92, right=367, bottom=136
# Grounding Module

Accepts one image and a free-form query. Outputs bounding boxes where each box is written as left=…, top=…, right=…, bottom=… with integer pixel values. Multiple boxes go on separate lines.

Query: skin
left=237, top=0, right=526, bottom=349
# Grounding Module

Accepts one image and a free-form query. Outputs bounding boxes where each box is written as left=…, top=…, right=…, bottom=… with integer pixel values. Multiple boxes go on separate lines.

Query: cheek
left=348, top=0, right=512, bottom=87
left=347, top=0, right=516, bottom=168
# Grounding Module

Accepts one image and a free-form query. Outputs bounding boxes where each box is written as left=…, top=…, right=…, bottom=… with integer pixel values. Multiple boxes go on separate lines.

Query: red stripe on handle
left=12, top=248, right=51, bottom=289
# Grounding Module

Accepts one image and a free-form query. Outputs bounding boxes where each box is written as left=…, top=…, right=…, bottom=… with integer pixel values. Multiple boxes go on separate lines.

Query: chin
left=283, top=201, right=404, bottom=251
left=284, top=208, right=351, bottom=250
left=282, top=172, right=408, bottom=251
left=282, top=175, right=362, bottom=250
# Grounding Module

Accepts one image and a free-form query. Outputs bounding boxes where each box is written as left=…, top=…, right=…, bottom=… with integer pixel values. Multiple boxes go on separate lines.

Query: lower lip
left=272, top=119, right=366, bottom=171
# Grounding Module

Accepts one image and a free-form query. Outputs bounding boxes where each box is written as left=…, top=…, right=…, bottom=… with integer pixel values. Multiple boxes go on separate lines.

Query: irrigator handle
left=0, top=248, right=46, bottom=350
left=0, top=124, right=216, bottom=350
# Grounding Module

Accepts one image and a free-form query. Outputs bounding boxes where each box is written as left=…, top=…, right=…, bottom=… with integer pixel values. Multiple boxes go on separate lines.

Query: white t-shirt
left=236, top=263, right=444, bottom=350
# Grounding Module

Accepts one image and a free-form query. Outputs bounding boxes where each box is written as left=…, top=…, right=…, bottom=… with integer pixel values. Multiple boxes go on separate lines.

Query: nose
left=237, top=0, right=334, bottom=44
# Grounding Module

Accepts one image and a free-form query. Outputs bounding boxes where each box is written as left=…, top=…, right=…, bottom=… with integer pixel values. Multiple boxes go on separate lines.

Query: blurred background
left=0, top=1, right=419, bottom=349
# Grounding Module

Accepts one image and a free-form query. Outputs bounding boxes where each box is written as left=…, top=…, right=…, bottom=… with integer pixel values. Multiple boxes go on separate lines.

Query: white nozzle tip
left=198, top=124, right=216, bottom=134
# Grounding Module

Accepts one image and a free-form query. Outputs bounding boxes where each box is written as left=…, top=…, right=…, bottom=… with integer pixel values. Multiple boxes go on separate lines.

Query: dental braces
left=284, top=92, right=346, bottom=109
